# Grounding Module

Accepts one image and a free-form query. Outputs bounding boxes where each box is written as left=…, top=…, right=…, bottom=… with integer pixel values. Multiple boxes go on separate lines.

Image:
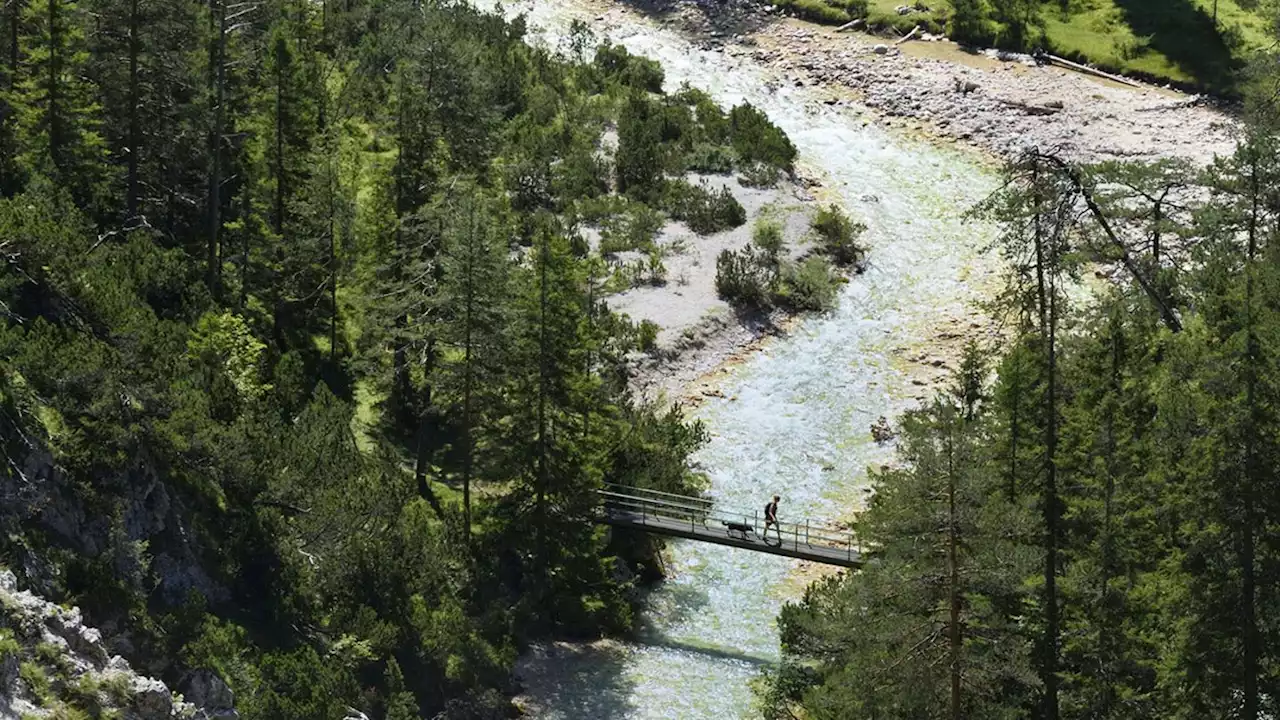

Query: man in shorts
left=763, top=495, right=780, bottom=543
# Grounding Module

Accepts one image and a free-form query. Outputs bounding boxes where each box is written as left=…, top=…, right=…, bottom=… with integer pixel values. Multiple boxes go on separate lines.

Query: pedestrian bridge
left=596, top=484, right=864, bottom=569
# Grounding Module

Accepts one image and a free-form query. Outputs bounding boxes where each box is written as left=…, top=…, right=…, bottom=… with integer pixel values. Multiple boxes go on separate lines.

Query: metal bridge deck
left=595, top=484, right=863, bottom=569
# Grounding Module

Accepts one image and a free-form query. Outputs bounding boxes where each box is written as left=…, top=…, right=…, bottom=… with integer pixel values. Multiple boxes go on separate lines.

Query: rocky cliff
left=0, top=569, right=236, bottom=720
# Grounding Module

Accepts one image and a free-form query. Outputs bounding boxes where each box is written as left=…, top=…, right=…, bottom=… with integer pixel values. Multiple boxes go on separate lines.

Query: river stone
left=873, top=44, right=890, bottom=55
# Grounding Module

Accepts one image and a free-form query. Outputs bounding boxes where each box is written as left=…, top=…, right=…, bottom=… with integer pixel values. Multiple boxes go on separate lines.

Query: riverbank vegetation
left=0, top=1, right=798, bottom=717
left=771, top=0, right=1273, bottom=90
left=715, top=208, right=863, bottom=312
left=758, top=58, right=1280, bottom=720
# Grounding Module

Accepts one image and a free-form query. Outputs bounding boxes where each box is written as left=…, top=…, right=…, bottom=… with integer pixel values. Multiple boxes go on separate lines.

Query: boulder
left=870, top=416, right=896, bottom=444
left=872, top=44, right=890, bottom=55
left=131, top=676, right=175, bottom=720
left=182, top=669, right=239, bottom=720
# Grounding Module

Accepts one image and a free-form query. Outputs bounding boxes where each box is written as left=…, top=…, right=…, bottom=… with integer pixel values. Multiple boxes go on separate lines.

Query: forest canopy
left=0, top=1, right=798, bottom=718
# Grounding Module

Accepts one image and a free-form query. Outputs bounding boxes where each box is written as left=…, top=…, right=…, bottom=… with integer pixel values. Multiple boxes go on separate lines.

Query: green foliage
left=810, top=204, right=867, bottom=266
left=636, top=319, right=661, bottom=352
left=778, top=256, right=840, bottom=311
left=770, top=0, right=869, bottom=24
left=729, top=104, right=797, bottom=173
left=21, top=661, right=52, bottom=706
left=594, top=42, right=665, bottom=93
left=716, top=246, right=774, bottom=308
left=664, top=180, right=747, bottom=235
left=0, top=0, right=763, bottom=715
left=0, top=628, right=20, bottom=663
left=752, top=219, right=786, bottom=256
left=599, top=202, right=665, bottom=255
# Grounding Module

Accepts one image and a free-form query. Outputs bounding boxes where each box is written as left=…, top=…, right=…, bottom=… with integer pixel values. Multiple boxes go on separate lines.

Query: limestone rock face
left=0, top=568, right=236, bottom=720
left=182, top=669, right=240, bottom=720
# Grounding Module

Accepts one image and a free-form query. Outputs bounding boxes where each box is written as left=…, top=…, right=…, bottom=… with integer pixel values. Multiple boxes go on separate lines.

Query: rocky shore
left=585, top=0, right=1240, bottom=164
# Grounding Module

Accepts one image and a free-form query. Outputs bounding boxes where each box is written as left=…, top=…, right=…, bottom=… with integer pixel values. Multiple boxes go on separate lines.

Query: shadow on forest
left=616, top=0, right=773, bottom=37
left=1110, top=0, right=1241, bottom=89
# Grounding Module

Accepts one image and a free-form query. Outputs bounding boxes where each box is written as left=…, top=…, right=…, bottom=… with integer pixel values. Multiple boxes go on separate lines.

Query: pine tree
left=384, top=656, right=421, bottom=720
left=775, top=394, right=1038, bottom=720
left=435, top=186, right=511, bottom=539
left=1058, top=298, right=1164, bottom=719
left=11, top=0, right=105, bottom=210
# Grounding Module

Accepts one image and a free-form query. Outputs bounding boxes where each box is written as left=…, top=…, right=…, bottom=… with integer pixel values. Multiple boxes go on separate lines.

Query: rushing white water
left=483, top=2, right=1004, bottom=716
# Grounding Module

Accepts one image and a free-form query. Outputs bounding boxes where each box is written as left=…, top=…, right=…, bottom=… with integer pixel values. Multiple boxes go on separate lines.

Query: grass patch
left=0, top=628, right=21, bottom=660
left=805, top=0, right=1270, bottom=90
left=20, top=661, right=52, bottom=706
left=774, top=0, right=869, bottom=24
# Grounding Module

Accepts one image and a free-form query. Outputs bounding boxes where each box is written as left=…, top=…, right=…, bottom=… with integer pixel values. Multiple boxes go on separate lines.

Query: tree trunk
left=1240, top=152, right=1261, bottom=720
left=535, top=231, right=550, bottom=581
left=206, top=0, right=227, bottom=297
left=273, top=35, right=285, bottom=236
left=126, top=0, right=139, bottom=218
left=1033, top=159, right=1060, bottom=720
left=328, top=150, right=337, bottom=361
left=947, top=421, right=962, bottom=720
left=413, top=386, right=444, bottom=521
left=461, top=199, right=476, bottom=541
left=46, top=0, right=59, bottom=163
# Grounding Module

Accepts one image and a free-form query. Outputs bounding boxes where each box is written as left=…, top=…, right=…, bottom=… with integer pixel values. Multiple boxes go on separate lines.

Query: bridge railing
left=597, top=483, right=862, bottom=562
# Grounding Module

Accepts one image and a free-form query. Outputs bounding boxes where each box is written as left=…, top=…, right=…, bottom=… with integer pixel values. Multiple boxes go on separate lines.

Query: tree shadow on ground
left=637, top=633, right=778, bottom=667
left=518, top=644, right=639, bottom=719
left=1110, top=0, right=1241, bottom=89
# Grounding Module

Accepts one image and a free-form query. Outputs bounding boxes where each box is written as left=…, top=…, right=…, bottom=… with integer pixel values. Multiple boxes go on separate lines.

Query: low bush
left=778, top=256, right=841, bottom=311
left=752, top=219, right=786, bottom=257
left=739, top=161, right=782, bottom=188
left=811, top=204, right=866, bottom=266
left=664, top=180, right=746, bottom=236
left=636, top=320, right=660, bottom=352
left=715, top=246, right=774, bottom=308
left=594, top=42, right=664, bottom=93
left=599, top=204, right=665, bottom=255
left=684, top=142, right=736, bottom=174
left=729, top=103, right=797, bottom=173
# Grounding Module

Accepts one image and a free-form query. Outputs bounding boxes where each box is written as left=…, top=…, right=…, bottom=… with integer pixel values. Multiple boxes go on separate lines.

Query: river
left=478, top=1, right=1003, bottom=716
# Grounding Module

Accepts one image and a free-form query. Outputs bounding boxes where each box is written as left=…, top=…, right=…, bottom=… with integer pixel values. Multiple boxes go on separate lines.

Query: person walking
left=763, top=495, right=780, bottom=544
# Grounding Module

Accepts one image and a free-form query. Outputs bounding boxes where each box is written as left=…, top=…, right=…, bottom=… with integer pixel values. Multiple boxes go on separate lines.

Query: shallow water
left=482, top=2, right=1004, bottom=716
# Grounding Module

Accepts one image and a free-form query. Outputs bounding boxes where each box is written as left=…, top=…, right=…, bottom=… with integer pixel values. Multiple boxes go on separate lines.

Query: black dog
left=722, top=520, right=755, bottom=541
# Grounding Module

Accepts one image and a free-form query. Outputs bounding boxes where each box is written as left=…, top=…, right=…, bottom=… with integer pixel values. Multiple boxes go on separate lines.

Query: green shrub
left=752, top=219, right=786, bottom=257
left=948, top=0, right=998, bottom=46
left=739, top=161, right=782, bottom=189
left=779, top=256, right=840, bottom=311
left=811, top=204, right=866, bottom=266
left=664, top=180, right=746, bottom=236
left=729, top=104, right=797, bottom=173
left=0, top=628, right=20, bottom=661
left=715, top=246, right=773, bottom=308
left=674, top=84, right=730, bottom=144
left=637, top=320, right=660, bottom=352
left=594, top=42, right=664, bottom=93
left=684, top=143, right=735, bottom=174
left=599, top=204, right=665, bottom=255
left=20, top=661, right=51, bottom=706
left=617, top=93, right=664, bottom=199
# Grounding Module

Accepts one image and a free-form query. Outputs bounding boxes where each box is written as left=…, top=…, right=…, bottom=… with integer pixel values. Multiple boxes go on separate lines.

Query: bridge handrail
left=597, top=490, right=715, bottom=519
left=600, top=493, right=851, bottom=537
left=600, top=483, right=715, bottom=508
left=599, top=492, right=858, bottom=551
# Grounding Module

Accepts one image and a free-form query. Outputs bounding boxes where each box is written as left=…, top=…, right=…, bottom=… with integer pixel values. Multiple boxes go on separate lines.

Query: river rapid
left=479, top=1, right=1004, bottom=716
